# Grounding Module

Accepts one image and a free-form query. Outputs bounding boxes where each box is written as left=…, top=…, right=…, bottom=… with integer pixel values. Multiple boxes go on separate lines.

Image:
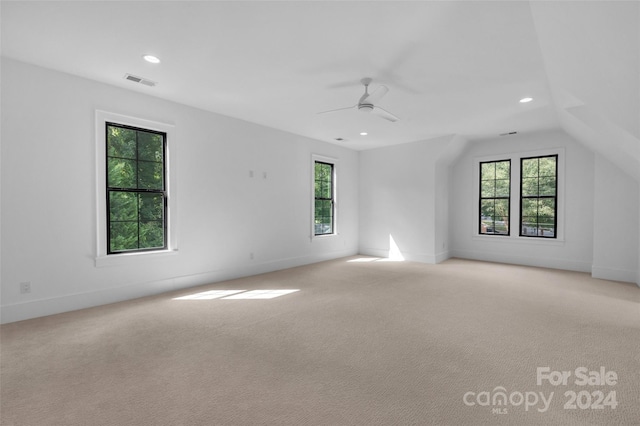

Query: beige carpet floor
left=1, top=257, right=639, bottom=425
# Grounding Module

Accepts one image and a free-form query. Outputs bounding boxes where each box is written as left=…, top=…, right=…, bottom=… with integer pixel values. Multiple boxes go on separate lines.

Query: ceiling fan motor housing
left=358, top=104, right=374, bottom=113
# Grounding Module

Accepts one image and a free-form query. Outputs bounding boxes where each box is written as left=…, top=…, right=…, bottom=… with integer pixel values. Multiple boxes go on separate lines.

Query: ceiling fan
left=318, top=78, right=399, bottom=122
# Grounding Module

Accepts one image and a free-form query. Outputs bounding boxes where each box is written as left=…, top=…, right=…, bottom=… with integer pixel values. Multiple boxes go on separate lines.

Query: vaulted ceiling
left=1, top=1, right=638, bottom=169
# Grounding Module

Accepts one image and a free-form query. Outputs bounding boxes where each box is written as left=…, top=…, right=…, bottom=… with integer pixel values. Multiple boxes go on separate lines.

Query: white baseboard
left=434, top=250, right=451, bottom=264
left=0, top=249, right=357, bottom=324
left=450, top=249, right=592, bottom=273
left=591, top=265, right=639, bottom=284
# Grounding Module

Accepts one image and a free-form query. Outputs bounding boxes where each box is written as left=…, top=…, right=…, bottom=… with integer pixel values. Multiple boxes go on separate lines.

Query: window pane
left=109, top=191, right=137, bottom=221
left=316, top=180, right=328, bottom=199
left=494, top=199, right=509, bottom=217
left=138, top=161, right=163, bottom=190
left=495, top=161, right=510, bottom=180
left=542, top=225, right=555, bottom=238
left=538, top=199, right=556, bottom=222
left=539, top=176, right=556, bottom=196
left=522, top=158, right=538, bottom=178
left=108, top=158, right=137, bottom=188
left=481, top=180, right=495, bottom=198
left=521, top=198, right=537, bottom=217
left=539, top=217, right=555, bottom=231
left=139, top=193, right=164, bottom=221
left=138, top=132, right=163, bottom=162
left=107, top=126, right=136, bottom=159
left=140, top=221, right=164, bottom=248
left=315, top=198, right=333, bottom=235
left=315, top=200, right=332, bottom=218
left=481, top=162, right=495, bottom=180
left=481, top=200, right=494, bottom=218
left=495, top=179, right=509, bottom=197
left=521, top=218, right=538, bottom=236
left=539, top=157, right=556, bottom=176
left=110, top=221, right=139, bottom=252
left=480, top=222, right=492, bottom=234
left=494, top=200, right=509, bottom=234
left=521, top=177, right=538, bottom=197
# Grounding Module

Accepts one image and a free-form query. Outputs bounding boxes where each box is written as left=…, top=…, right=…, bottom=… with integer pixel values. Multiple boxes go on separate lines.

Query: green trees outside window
left=520, top=155, right=557, bottom=238
left=314, top=161, right=334, bottom=235
left=480, top=160, right=510, bottom=235
left=106, top=123, right=167, bottom=253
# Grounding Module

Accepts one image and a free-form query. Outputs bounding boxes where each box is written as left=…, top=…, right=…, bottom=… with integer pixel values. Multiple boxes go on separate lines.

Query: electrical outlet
left=250, top=252, right=254, bottom=260
left=20, top=282, right=31, bottom=294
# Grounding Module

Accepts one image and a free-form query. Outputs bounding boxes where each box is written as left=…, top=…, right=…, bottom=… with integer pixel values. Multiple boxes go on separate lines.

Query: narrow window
left=106, top=123, right=167, bottom=253
left=314, top=161, right=334, bottom=235
left=479, top=160, right=511, bottom=235
left=520, top=155, right=557, bottom=238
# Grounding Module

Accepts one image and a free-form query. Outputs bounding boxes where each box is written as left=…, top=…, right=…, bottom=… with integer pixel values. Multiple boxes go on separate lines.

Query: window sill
left=312, top=233, right=338, bottom=240
left=95, top=249, right=179, bottom=267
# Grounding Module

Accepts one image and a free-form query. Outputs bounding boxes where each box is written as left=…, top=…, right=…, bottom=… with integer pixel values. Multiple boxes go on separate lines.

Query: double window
left=478, top=154, right=558, bottom=239
left=314, top=160, right=335, bottom=236
left=106, top=123, right=167, bottom=253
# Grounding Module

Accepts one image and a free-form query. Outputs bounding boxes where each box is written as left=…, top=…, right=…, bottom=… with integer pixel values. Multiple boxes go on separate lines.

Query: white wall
left=0, top=58, right=359, bottom=323
left=451, top=129, right=596, bottom=272
left=358, top=135, right=451, bottom=263
left=592, top=154, right=639, bottom=283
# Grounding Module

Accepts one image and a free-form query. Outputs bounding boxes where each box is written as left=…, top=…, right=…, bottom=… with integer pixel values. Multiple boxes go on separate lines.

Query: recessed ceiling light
left=519, top=97, right=533, bottom=103
left=143, top=55, right=161, bottom=64
left=360, top=132, right=368, bottom=136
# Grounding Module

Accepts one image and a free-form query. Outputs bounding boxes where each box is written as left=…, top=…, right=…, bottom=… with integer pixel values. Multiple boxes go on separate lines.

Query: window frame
left=311, top=155, right=337, bottom=238
left=95, top=111, right=178, bottom=266
left=105, top=122, right=168, bottom=254
left=519, top=154, right=558, bottom=239
left=478, top=159, right=511, bottom=236
left=473, top=148, right=564, bottom=244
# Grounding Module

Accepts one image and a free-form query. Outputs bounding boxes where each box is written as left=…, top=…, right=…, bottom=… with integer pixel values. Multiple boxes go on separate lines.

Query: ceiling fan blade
left=362, top=85, right=389, bottom=105
left=317, top=105, right=356, bottom=115
left=372, top=106, right=399, bottom=122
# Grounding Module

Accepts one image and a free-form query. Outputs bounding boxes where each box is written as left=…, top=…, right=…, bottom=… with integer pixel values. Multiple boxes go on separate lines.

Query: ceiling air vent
left=124, top=73, right=157, bottom=87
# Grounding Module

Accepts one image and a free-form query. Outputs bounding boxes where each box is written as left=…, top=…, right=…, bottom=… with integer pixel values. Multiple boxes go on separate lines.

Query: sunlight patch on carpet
left=347, top=257, right=381, bottom=262
left=222, top=289, right=300, bottom=299
left=173, top=290, right=246, bottom=300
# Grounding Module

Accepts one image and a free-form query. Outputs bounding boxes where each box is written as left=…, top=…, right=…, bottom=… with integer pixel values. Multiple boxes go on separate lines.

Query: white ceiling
left=0, top=1, right=573, bottom=150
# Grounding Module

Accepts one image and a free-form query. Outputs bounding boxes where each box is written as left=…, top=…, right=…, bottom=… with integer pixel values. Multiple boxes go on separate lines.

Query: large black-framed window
left=520, top=155, right=557, bottom=238
left=106, top=122, right=167, bottom=254
left=479, top=159, right=511, bottom=235
left=314, top=161, right=334, bottom=236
